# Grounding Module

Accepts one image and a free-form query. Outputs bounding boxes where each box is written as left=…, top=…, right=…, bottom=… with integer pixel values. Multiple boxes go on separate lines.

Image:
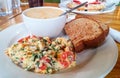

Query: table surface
left=0, top=3, right=120, bottom=78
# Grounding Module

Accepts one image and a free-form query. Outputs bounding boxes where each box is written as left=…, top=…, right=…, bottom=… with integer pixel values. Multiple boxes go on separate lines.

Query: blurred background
left=20, top=0, right=60, bottom=3
left=48, top=0, right=120, bottom=5
left=20, top=0, right=120, bottom=5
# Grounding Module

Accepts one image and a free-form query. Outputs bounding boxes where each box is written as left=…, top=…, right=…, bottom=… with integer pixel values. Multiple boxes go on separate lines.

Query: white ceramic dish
left=59, top=1, right=116, bottom=15
left=22, top=7, right=66, bottom=38
left=0, top=23, right=118, bottom=78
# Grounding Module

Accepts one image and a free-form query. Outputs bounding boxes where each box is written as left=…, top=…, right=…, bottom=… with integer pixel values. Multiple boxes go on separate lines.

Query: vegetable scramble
left=6, top=35, right=76, bottom=74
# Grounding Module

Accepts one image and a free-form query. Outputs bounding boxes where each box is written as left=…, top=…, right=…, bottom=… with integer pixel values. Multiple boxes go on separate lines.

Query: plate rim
left=59, top=2, right=116, bottom=15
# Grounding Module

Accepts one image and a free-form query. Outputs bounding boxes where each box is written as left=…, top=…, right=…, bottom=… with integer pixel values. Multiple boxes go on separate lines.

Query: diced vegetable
left=39, top=63, right=47, bottom=70
left=73, top=0, right=81, bottom=4
left=6, top=36, right=76, bottom=74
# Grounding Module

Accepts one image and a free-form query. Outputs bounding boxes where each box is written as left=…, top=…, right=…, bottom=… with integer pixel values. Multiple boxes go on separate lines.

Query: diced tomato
left=26, top=35, right=30, bottom=40
left=18, top=35, right=38, bottom=43
left=47, top=39, right=51, bottom=44
left=41, top=56, right=50, bottom=63
left=61, top=52, right=67, bottom=59
left=59, top=51, right=75, bottom=67
left=21, top=58, right=24, bottom=60
left=60, top=60, right=69, bottom=68
left=18, top=38, right=24, bottom=43
left=89, top=1, right=101, bottom=4
left=66, top=51, right=72, bottom=56
left=41, top=56, right=46, bottom=60
left=60, top=51, right=75, bottom=60
left=73, top=0, right=81, bottom=4
left=39, top=63, right=47, bottom=70
left=32, top=35, right=37, bottom=38
left=45, top=58, right=50, bottom=63
left=18, top=35, right=31, bottom=43
left=39, top=36, right=43, bottom=39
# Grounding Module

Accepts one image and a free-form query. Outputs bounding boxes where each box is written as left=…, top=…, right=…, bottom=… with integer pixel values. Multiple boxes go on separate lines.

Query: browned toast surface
left=64, top=17, right=109, bottom=52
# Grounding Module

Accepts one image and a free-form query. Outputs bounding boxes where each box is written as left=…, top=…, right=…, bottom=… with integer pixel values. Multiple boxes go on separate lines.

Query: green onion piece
left=35, top=61, right=40, bottom=68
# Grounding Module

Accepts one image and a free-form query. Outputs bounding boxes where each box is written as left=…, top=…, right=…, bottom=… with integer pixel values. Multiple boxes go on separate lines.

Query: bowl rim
left=22, top=6, right=66, bottom=20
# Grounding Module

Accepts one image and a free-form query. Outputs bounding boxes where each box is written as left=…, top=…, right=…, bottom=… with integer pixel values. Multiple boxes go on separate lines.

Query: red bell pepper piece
left=73, top=0, right=81, bottom=4
left=39, top=63, right=47, bottom=70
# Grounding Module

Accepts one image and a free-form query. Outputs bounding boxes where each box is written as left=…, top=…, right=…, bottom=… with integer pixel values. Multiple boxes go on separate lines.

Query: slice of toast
left=64, top=17, right=109, bottom=52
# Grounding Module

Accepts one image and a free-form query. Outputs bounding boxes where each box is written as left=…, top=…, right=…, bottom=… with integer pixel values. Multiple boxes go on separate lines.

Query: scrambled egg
left=6, top=35, right=76, bottom=74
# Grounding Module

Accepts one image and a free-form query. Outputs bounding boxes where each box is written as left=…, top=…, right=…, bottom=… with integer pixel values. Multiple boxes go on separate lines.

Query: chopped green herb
left=43, top=39, right=47, bottom=42
left=35, top=61, right=40, bottom=68
left=15, top=57, right=19, bottom=59
left=32, top=53, right=38, bottom=61
left=26, top=66, right=31, bottom=70
left=38, top=54, right=42, bottom=59
left=32, top=39, right=36, bottom=42
left=20, top=48, right=24, bottom=51
left=14, top=44, right=18, bottom=47
left=47, top=67, right=52, bottom=73
left=11, top=53, right=15, bottom=56
left=54, top=52, right=57, bottom=58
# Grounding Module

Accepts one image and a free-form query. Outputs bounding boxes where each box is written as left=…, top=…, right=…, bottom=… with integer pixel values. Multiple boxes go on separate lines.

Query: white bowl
left=22, top=6, right=66, bottom=37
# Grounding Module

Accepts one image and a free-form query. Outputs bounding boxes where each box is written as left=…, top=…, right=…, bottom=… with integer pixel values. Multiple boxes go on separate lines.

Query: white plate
left=0, top=23, right=118, bottom=78
left=59, top=1, right=116, bottom=15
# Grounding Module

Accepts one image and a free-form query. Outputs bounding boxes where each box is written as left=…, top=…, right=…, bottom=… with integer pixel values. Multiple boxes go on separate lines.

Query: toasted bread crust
left=64, top=17, right=109, bottom=52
